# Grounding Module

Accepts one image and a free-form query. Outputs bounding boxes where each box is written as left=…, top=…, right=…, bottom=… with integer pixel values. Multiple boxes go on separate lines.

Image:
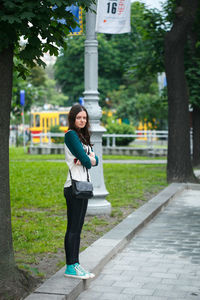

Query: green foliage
left=185, top=60, right=200, bottom=107
left=6, top=1, right=94, bottom=118
left=116, top=90, right=168, bottom=129
left=11, top=61, right=70, bottom=119
left=131, top=0, right=200, bottom=111
left=54, top=1, right=168, bottom=126
left=106, top=83, right=168, bottom=129
left=184, top=7, right=200, bottom=109
left=106, top=2, right=168, bottom=126
left=128, top=2, right=168, bottom=79
left=45, top=78, right=69, bottom=106
left=54, top=33, right=130, bottom=105
left=54, top=3, right=152, bottom=106
left=54, top=35, right=85, bottom=105
left=11, top=64, right=45, bottom=120
left=0, top=0, right=95, bottom=76
left=49, top=125, right=64, bottom=144
left=104, top=121, right=135, bottom=146
left=29, top=66, right=47, bottom=87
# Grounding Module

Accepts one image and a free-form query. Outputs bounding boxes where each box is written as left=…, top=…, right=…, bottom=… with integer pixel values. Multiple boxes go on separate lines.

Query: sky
left=131, top=0, right=165, bottom=10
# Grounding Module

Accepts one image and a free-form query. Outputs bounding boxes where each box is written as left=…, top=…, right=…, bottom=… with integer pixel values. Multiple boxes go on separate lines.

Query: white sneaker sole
left=88, top=273, right=95, bottom=279
left=64, top=273, right=90, bottom=280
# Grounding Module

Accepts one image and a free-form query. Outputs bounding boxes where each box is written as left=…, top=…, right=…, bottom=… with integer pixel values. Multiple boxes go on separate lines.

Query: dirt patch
left=31, top=250, right=66, bottom=280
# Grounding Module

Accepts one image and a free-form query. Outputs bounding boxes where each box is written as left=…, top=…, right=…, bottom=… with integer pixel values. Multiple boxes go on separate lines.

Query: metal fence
left=28, top=130, right=195, bottom=156
left=104, top=130, right=168, bottom=148
left=30, top=132, right=64, bottom=147
left=29, top=130, right=168, bottom=148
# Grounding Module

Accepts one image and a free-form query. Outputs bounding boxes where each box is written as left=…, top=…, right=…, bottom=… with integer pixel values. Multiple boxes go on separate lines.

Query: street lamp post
left=84, top=2, right=111, bottom=215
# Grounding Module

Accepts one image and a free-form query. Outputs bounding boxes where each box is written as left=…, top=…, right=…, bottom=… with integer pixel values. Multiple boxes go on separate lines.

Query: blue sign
left=53, top=5, right=83, bottom=35
left=164, top=76, right=167, bottom=87
left=67, top=5, right=83, bottom=35
left=20, top=90, right=25, bottom=106
left=79, top=97, right=84, bottom=105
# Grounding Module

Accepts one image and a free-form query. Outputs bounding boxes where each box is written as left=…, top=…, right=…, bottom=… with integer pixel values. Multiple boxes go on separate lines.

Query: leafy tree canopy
left=11, top=65, right=69, bottom=122
left=131, top=0, right=200, bottom=109
left=54, top=32, right=132, bottom=105
left=0, top=0, right=94, bottom=76
left=54, top=2, right=163, bottom=109
left=29, top=66, right=47, bottom=87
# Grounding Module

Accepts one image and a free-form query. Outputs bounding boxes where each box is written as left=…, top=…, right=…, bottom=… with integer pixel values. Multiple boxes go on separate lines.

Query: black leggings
left=64, top=186, right=88, bottom=265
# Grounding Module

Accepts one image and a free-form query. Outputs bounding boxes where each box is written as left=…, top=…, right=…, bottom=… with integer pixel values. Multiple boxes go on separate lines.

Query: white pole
left=84, top=1, right=111, bottom=215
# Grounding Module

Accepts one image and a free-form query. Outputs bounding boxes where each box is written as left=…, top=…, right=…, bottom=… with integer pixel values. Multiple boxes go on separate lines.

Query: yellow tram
left=30, top=109, right=70, bottom=143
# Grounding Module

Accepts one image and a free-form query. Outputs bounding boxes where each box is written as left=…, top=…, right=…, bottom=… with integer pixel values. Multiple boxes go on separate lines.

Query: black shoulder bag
left=69, top=169, right=93, bottom=199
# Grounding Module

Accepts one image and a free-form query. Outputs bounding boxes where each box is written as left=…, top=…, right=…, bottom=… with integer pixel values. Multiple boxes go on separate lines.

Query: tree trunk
left=0, top=47, right=16, bottom=280
left=187, top=25, right=200, bottom=167
left=0, top=47, right=38, bottom=300
left=192, top=105, right=200, bottom=166
left=164, top=0, right=199, bottom=183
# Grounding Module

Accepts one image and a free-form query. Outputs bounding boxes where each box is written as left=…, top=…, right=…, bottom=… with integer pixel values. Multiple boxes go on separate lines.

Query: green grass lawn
left=10, top=147, right=167, bottom=277
left=10, top=147, right=65, bottom=161
left=9, top=147, right=166, bottom=161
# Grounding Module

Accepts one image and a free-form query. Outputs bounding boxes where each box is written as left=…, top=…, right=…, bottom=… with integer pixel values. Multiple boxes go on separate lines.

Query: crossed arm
left=65, top=130, right=98, bottom=168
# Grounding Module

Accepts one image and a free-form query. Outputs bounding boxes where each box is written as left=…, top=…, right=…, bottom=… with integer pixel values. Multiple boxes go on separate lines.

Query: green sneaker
left=64, top=264, right=90, bottom=279
left=74, top=263, right=95, bottom=279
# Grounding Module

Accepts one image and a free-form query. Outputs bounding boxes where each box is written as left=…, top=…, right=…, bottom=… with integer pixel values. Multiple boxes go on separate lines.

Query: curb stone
left=25, top=182, right=198, bottom=300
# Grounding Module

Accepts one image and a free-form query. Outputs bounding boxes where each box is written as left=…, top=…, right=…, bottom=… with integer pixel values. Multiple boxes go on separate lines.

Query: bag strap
left=69, top=168, right=90, bottom=182
left=69, top=169, right=73, bottom=183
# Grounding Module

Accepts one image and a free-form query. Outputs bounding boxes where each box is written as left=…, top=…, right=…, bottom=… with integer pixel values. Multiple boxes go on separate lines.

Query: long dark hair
left=68, top=104, right=92, bottom=146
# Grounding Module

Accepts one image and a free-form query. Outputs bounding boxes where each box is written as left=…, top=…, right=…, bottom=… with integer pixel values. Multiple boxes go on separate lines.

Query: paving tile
left=120, top=270, right=152, bottom=278
left=132, top=276, right=162, bottom=284
left=153, top=289, right=188, bottom=298
left=76, top=291, right=103, bottom=300
left=150, top=272, right=179, bottom=279
left=89, top=279, right=115, bottom=288
left=112, top=281, right=143, bottom=288
left=161, top=278, right=200, bottom=287
left=142, top=283, right=175, bottom=291
left=112, top=264, right=140, bottom=271
left=77, top=189, right=200, bottom=300
left=123, top=287, right=154, bottom=296
left=87, top=285, right=123, bottom=294
left=100, top=293, right=134, bottom=300
left=101, top=268, right=123, bottom=275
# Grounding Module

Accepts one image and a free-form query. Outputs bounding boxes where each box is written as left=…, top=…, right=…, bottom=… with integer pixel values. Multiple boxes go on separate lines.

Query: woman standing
left=64, top=104, right=98, bottom=279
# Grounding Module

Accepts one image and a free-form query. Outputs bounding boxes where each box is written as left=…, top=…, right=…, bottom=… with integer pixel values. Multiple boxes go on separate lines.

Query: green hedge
left=103, top=122, right=135, bottom=146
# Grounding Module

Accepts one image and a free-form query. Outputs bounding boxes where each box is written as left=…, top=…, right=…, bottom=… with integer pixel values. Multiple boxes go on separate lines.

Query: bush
left=103, top=122, right=135, bottom=146
left=50, top=125, right=64, bottom=144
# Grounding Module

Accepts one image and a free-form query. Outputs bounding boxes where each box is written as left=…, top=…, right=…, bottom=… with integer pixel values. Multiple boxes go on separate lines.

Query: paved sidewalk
left=25, top=183, right=200, bottom=300
left=77, top=189, right=200, bottom=300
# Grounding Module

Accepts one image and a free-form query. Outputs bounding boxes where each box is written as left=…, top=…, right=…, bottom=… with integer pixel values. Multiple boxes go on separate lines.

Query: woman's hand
left=89, top=155, right=96, bottom=166
left=74, top=158, right=82, bottom=165
left=89, top=152, right=95, bottom=158
left=89, top=152, right=96, bottom=166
